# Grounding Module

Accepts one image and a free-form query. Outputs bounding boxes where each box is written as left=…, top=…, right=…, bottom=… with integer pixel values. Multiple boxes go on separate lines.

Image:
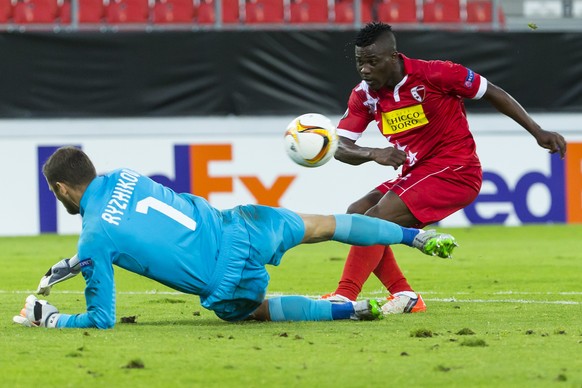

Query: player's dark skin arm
left=334, top=136, right=407, bottom=169
left=483, top=82, right=567, bottom=158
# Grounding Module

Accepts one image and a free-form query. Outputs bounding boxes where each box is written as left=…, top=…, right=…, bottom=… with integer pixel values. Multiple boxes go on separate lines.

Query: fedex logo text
left=36, top=142, right=582, bottom=233
left=464, top=145, right=582, bottom=224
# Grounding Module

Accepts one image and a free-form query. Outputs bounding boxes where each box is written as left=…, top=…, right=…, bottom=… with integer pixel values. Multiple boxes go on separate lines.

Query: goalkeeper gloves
left=13, top=295, right=60, bottom=328
left=37, top=254, right=81, bottom=296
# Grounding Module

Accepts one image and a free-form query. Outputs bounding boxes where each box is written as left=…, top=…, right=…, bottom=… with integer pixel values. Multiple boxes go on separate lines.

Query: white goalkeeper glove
left=37, top=254, right=81, bottom=296
left=13, top=294, right=61, bottom=328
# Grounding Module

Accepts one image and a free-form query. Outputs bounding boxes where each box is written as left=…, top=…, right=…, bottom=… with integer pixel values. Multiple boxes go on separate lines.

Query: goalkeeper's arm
left=37, top=254, right=81, bottom=296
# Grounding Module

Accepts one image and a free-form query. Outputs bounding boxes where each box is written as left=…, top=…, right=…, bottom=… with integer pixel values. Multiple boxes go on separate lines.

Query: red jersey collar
left=399, top=53, right=412, bottom=76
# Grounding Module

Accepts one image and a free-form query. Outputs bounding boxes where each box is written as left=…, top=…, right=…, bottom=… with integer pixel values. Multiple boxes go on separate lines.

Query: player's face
left=50, top=183, right=80, bottom=215
left=355, top=42, right=398, bottom=90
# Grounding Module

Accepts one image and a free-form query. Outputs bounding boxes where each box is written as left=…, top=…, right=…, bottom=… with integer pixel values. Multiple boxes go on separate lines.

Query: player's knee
left=364, top=204, right=388, bottom=219
left=346, top=192, right=381, bottom=215
left=249, top=300, right=270, bottom=321
left=346, top=202, right=367, bottom=215
left=365, top=205, right=418, bottom=226
left=347, top=197, right=377, bottom=214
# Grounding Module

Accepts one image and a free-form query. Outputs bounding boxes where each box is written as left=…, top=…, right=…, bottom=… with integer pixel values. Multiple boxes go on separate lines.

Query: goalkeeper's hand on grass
left=13, top=295, right=60, bottom=328
left=37, top=254, right=81, bottom=296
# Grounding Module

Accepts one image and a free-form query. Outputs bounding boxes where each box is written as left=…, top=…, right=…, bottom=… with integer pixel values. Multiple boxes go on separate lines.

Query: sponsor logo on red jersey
left=381, top=104, right=428, bottom=134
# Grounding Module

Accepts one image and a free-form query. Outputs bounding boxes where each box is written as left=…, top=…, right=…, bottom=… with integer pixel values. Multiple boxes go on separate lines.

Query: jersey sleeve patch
left=464, top=69, right=475, bottom=88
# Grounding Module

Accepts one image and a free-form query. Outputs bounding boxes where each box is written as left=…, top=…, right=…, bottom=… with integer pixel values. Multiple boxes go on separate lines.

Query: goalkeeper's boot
left=381, top=293, right=426, bottom=314
left=350, top=299, right=383, bottom=321
left=319, top=292, right=353, bottom=303
left=413, top=230, right=458, bottom=259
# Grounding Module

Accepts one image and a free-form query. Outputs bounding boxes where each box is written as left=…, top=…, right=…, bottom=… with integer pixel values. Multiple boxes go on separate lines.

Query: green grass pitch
left=0, top=225, right=581, bottom=387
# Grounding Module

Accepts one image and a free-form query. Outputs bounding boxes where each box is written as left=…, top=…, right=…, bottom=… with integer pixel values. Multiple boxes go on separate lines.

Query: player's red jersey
left=338, top=54, right=487, bottom=174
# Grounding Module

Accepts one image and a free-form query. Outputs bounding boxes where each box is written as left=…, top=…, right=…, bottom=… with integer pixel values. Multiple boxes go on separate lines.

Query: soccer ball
left=284, top=113, right=339, bottom=168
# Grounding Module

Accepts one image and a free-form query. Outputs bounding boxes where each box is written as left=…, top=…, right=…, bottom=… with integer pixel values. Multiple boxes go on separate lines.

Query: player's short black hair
left=43, top=146, right=97, bottom=188
left=355, top=22, right=395, bottom=47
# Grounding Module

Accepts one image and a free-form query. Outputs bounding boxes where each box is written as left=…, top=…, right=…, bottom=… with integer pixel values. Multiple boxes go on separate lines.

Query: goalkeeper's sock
left=268, top=296, right=355, bottom=321
left=332, top=214, right=420, bottom=246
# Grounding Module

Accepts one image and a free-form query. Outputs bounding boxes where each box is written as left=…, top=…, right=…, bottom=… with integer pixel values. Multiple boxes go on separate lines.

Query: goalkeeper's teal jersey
left=57, top=169, right=224, bottom=328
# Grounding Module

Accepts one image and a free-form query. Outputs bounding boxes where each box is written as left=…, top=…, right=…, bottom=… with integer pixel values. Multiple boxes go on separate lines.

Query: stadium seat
left=196, top=0, right=239, bottom=24
left=289, top=0, right=328, bottom=23
left=465, top=0, right=505, bottom=24
left=13, top=0, right=60, bottom=23
left=245, top=0, right=283, bottom=23
left=79, top=0, right=106, bottom=22
left=334, top=0, right=373, bottom=23
left=59, top=0, right=70, bottom=22
left=334, top=0, right=352, bottom=22
left=105, top=0, right=149, bottom=23
left=422, top=0, right=461, bottom=23
left=60, top=0, right=107, bottom=23
left=375, top=0, right=417, bottom=23
left=153, top=0, right=194, bottom=22
left=0, top=0, right=14, bottom=22
left=523, top=0, right=562, bottom=17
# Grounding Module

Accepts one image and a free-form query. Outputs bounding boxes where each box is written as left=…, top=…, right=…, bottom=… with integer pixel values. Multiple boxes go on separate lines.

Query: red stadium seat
left=0, top=0, right=14, bottom=22
left=13, top=0, right=59, bottom=22
left=334, top=0, right=373, bottom=23
left=422, top=0, right=460, bottom=23
left=245, top=0, right=283, bottom=23
left=60, top=0, right=109, bottom=23
left=105, top=0, right=149, bottom=23
left=334, top=0, right=352, bottom=22
left=376, top=0, right=417, bottom=22
left=61, top=0, right=107, bottom=23
left=59, top=0, right=70, bottom=22
left=153, top=0, right=194, bottom=22
left=197, top=0, right=239, bottom=24
left=466, top=0, right=505, bottom=24
left=289, top=0, right=328, bottom=23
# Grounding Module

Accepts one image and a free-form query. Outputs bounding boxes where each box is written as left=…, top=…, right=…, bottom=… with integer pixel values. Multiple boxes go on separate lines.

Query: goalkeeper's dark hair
left=355, top=22, right=395, bottom=47
left=43, top=146, right=97, bottom=189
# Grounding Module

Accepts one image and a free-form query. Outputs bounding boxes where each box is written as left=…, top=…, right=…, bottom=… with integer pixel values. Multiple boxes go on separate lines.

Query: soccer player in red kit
left=322, top=22, right=567, bottom=314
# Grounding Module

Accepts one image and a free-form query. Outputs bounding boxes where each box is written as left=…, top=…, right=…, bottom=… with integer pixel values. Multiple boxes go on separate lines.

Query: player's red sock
left=373, top=246, right=413, bottom=294
left=335, top=245, right=385, bottom=300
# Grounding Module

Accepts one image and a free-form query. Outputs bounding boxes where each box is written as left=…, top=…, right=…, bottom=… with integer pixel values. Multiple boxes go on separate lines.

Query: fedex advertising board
left=0, top=115, right=580, bottom=236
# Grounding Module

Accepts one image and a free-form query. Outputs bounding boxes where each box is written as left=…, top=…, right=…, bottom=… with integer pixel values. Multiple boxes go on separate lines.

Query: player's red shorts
left=376, top=163, right=482, bottom=228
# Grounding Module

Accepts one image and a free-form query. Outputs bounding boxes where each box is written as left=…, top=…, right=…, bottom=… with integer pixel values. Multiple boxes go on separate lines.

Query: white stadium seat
left=523, top=0, right=562, bottom=18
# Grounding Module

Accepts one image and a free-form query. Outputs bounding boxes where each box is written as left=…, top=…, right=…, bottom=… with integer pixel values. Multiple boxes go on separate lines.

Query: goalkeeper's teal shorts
left=200, top=205, right=305, bottom=322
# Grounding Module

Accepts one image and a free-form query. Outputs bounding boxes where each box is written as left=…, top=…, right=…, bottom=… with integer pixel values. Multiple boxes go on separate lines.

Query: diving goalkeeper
left=14, top=146, right=456, bottom=329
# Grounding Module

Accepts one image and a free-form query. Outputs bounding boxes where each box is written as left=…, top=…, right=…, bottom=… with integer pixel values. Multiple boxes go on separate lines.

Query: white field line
left=362, top=290, right=582, bottom=296
left=1, top=290, right=580, bottom=305
left=423, top=298, right=579, bottom=305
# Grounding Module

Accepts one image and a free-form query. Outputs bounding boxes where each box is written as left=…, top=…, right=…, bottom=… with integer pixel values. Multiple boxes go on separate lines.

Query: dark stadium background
left=0, top=28, right=581, bottom=118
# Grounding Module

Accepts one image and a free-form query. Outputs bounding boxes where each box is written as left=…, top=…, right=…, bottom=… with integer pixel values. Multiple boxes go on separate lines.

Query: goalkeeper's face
left=50, top=183, right=80, bottom=215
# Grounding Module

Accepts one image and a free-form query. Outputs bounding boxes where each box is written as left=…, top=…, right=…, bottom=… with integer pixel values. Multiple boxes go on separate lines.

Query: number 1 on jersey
left=136, top=197, right=197, bottom=231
